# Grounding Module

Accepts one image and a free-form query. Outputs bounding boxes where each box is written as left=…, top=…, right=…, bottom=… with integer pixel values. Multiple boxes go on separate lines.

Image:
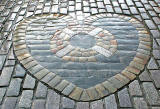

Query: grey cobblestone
left=142, top=82, right=160, bottom=105
left=23, top=74, right=36, bottom=89
left=0, top=88, right=6, bottom=104
left=6, top=78, right=22, bottom=96
left=13, top=64, right=26, bottom=77
left=139, top=69, right=152, bottom=81
left=90, top=100, right=104, bottom=109
left=104, top=94, right=117, bottom=109
left=62, top=97, right=75, bottom=109
left=1, top=97, right=17, bottom=109
left=129, top=80, right=142, bottom=96
left=150, top=70, right=160, bottom=88
left=133, top=97, right=148, bottom=109
left=0, top=55, right=6, bottom=70
left=18, top=90, right=33, bottom=108
left=0, top=67, right=14, bottom=86
left=35, top=82, right=48, bottom=98
left=32, top=99, right=45, bottom=109
left=76, top=102, right=89, bottom=109
left=118, top=88, right=132, bottom=108
left=46, top=89, right=60, bottom=109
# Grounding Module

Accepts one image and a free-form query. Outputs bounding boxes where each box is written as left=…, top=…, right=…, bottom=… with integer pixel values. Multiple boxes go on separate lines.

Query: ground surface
left=0, top=0, right=160, bottom=108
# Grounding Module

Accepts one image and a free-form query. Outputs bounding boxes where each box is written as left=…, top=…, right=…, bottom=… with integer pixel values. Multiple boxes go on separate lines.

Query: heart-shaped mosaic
left=13, top=13, right=151, bottom=101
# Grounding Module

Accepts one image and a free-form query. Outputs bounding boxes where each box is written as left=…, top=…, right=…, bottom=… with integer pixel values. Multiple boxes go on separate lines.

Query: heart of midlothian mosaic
left=13, top=13, right=151, bottom=101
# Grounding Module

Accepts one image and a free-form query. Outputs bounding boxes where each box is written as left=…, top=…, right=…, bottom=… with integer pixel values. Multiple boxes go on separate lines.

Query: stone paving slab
left=0, top=0, right=160, bottom=108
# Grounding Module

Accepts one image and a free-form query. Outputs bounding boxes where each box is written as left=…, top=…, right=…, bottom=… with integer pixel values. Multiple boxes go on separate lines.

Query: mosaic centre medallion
left=13, top=13, right=151, bottom=101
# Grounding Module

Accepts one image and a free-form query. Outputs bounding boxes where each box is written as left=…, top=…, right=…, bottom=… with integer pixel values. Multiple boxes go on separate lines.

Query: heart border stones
left=13, top=13, right=151, bottom=101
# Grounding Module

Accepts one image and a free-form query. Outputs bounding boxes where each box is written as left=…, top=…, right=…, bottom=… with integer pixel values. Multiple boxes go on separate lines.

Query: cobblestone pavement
left=0, top=0, right=160, bottom=108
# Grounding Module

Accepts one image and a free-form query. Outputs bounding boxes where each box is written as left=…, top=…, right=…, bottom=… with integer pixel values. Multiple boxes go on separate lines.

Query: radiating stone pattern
left=25, top=16, right=139, bottom=88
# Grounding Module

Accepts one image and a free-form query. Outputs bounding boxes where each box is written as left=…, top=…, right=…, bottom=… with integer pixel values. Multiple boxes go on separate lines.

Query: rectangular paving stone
left=129, top=80, right=142, bottom=96
left=126, top=0, right=134, bottom=6
left=0, top=88, right=6, bottom=104
left=133, top=97, right=148, bottom=109
left=92, top=46, right=112, bottom=57
left=13, top=64, right=26, bottom=78
left=62, top=97, right=75, bottom=109
left=32, top=100, right=45, bottom=109
left=150, top=70, right=160, bottom=88
left=142, top=82, right=160, bottom=105
left=56, top=45, right=74, bottom=57
left=0, top=67, right=14, bottom=86
left=76, top=102, right=89, bottom=109
left=18, top=90, right=33, bottom=108
left=104, top=94, right=117, bottom=109
left=62, top=83, right=76, bottom=96
left=0, top=55, right=6, bottom=70
left=35, top=82, right=48, bottom=98
left=51, top=5, right=58, bottom=13
left=6, top=78, right=22, bottom=96
left=23, top=74, right=36, bottom=89
left=145, top=20, right=157, bottom=29
left=5, top=60, right=15, bottom=66
left=118, top=88, right=132, bottom=108
left=2, top=97, right=17, bottom=109
left=106, top=5, right=114, bottom=12
left=90, top=100, right=103, bottom=109
left=46, top=89, right=60, bottom=109
left=139, top=69, right=152, bottom=81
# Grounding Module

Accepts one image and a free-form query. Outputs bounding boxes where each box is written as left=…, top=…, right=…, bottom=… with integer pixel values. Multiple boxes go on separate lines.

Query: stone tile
left=5, top=60, right=15, bottom=66
left=126, top=0, right=134, bottom=6
left=104, top=94, right=117, bottom=109
left=60, top=8, right=68, bottom=14
left=35, top=82, right=48, bottom=98
left=1, top=97, right=17, bottom=109
left=92, top=46, right=112, bottom=57
left=142, top=82, right=160, bottom=105
left=130, top=7, right=139, bottom=14
left=13, top=64, right=26, bottom=77
left=62, top=83, right=76, bottom=96
left=150, top=70, right=160, bottom=88
left=0, top=88, right=6, bottom=104
left=129, top=80, right=142, bottom=96
left=23, top=74, right=36, bottom=89
left=153, top=50, right=160, bottom=59
left=62, top=97, right=75, bottom=109
left=133, top=97, right=148, bottom=109
left=118, top=88, right=132, bottom=108
left=150, top=30, right=160, bottom=38
left=0, top=55, right=6, bottom=70
left=0, top=67, right=14, bottom=86
left=147, top=58, right=158, bottom=69
left=32, top=100, right=45, bottom=109
left=6, top=78, right=22, bottom=96
left=139, top=69, right=152, bottom=81
left=90, top=100, right=103, bottom=109
left=106, top=5, right=114, bottom=12
left=18, top=90, right=33, bottom=108
left=144, top=20, right=157, bottom=29
left=152, top=107, right=160, bottom=109
left=51, top=5, right=58, bottom=13
left=56, top=45, right=74, bottom=57
left=12, top=5, right=20, bottom=12
left=76, top=102, right=89, bottom=109
left=46, top=89, right=60, bottom=109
